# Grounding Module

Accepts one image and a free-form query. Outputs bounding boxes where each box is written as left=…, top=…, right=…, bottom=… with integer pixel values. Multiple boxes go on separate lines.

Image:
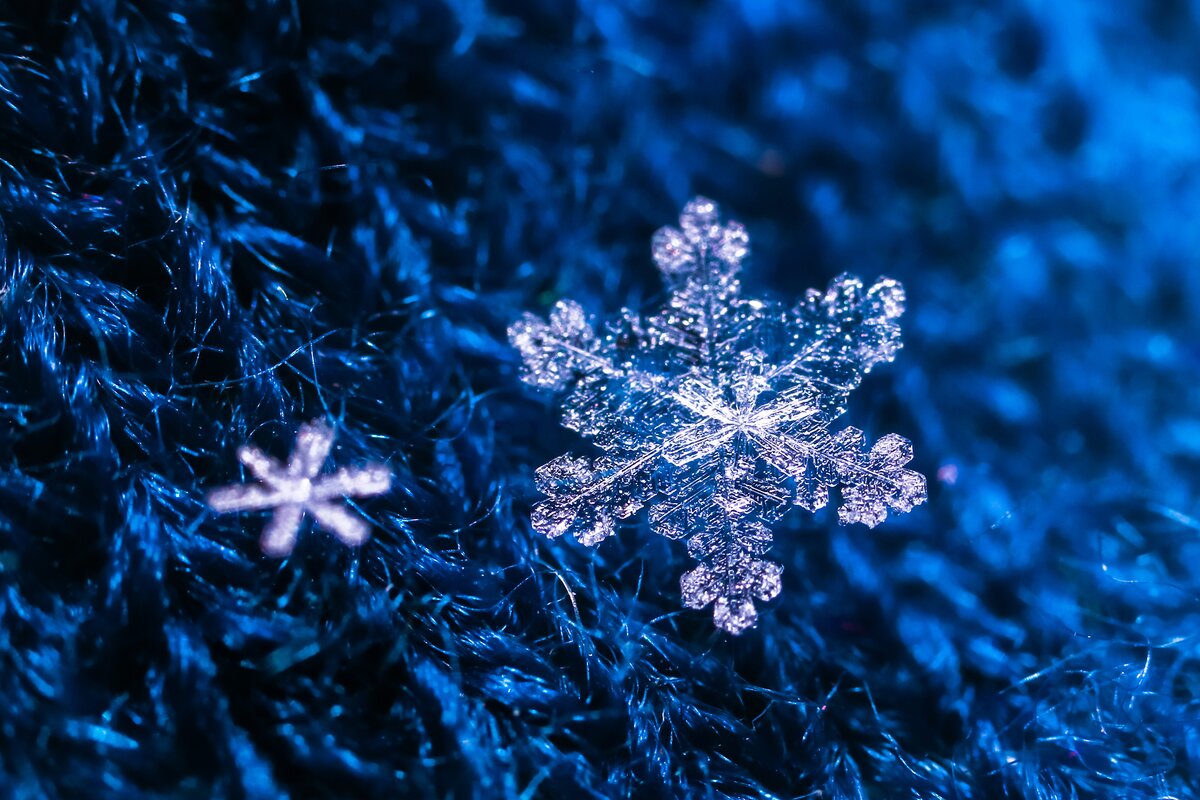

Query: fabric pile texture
left=1, top=1, right=1197, bottom=797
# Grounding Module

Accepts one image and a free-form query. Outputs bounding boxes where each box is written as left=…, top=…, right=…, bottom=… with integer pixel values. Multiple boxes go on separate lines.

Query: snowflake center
left=281, top=476, right=314, bottom=503
left=728, top=400, right=764, bottom=432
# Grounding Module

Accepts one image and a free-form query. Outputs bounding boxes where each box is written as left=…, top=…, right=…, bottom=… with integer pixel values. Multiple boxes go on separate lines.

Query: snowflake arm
left=651, top=196, right=750, bottom=285
left=532, top=452, right=656, bottom=545
left=654, top=455, right=787, bottom=633
left=681, top=555, right=783, bottom=635
left=531, top=407, right=735, bottom=545
left=510, top=198, right=927, bottom=634
left=771, top=274, right=907, bottom=407
left=509, top=300, right=613, bottom=391
left=288, top=420, right=337, bottom=476
left=260, top=504, right=306, bottom=557
left=754, top=420, right=926, bottom=526
left=206, top=480, right=282, bottom=513
left=645, top=197, right=755, bottom=369
left=313, top=465, right=393, bottom=500
left=833, top=430, right=927, bottom=526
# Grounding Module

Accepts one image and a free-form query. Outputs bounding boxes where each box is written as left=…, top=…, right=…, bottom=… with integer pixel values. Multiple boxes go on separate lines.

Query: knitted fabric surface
left=1, top=2, right=1198, bottom=798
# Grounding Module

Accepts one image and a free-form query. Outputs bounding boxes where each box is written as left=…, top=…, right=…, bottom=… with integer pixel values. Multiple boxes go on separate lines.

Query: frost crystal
left=511, top=198, right=926, bottom=633
left=207, top=420, right=392, bottom=556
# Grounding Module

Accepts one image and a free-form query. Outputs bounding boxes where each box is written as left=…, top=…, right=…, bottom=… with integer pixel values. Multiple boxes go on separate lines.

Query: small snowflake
left=207, top=420, right=392, bottom=556
left=510, top=197, right=926, bottom=633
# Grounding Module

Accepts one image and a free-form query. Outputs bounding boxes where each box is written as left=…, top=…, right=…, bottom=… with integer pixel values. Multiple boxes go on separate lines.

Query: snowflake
left=509, top=197, right=927, bottom=633
left=207, top=420, right=392, bottom=556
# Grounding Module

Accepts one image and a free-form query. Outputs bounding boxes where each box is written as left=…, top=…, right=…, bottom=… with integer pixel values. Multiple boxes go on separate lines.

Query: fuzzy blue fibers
left=0, top=1, right=1198, bottom=798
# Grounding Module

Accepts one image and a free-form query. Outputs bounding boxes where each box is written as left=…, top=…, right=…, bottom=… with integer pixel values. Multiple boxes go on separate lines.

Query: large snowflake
left=510, top=198, right=926, bottom=633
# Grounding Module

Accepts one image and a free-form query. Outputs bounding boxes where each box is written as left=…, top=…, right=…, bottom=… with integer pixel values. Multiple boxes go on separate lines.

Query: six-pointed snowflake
left=510, top=197, right=926, bottom=633
left=207, top=420, right=392, bottom=556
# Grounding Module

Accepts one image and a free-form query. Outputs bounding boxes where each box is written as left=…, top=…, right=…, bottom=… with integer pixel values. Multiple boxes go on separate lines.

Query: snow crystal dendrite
left=510, top=198, right=926, bottom=633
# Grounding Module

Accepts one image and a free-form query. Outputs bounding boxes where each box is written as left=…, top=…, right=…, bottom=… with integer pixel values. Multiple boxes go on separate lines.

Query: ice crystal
left=207, top=420, right=392, bottom=556
left=510, top=198, right=926, bottom=633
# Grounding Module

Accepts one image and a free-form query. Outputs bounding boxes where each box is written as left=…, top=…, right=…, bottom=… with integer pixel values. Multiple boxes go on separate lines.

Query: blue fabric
left=1, top=1, right=1198, bottom=797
